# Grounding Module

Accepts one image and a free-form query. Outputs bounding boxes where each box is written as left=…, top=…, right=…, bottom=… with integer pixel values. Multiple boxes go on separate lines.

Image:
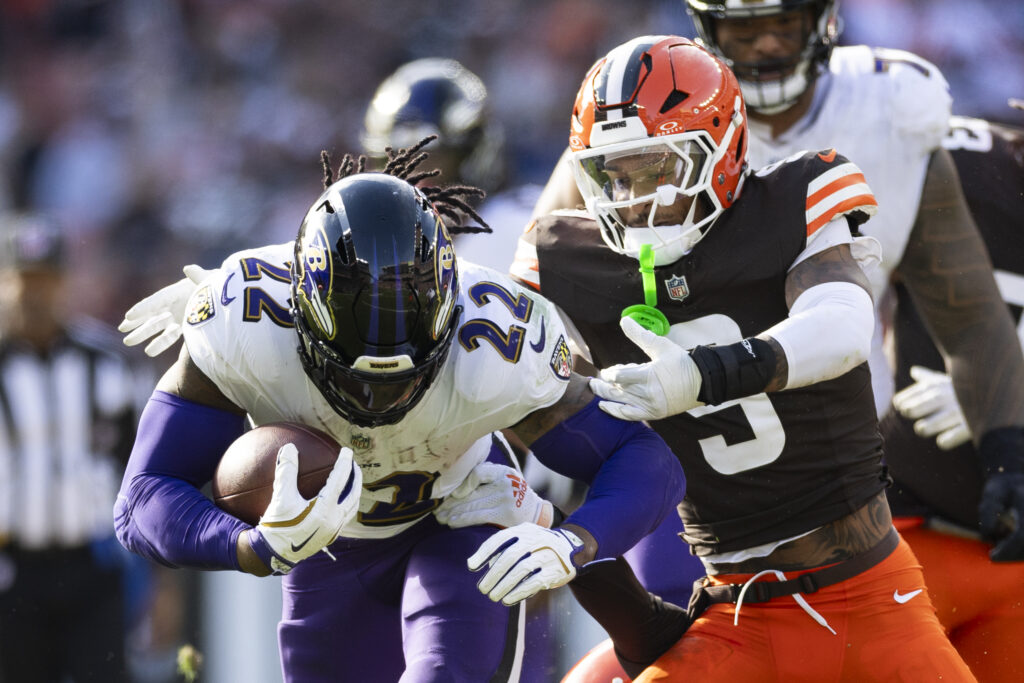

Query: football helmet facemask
left=685, top=0, right=840, bottom=113
left=291, top=173, right=460, bottom=428
left=569, top=35, right=748, bottom=266
left=361, top=58, right=505, bottom=192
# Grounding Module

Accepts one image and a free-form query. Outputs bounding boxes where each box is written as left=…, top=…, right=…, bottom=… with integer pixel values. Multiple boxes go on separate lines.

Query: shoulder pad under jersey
left=451, top=261, right=572, bottom=413
left=756, top=149, right=878, bottom=237
left=510, top=210, right=593, bottom=291
left=182, top=242, right=297, bottom=407
left=867, top=47, right=951, bottom=152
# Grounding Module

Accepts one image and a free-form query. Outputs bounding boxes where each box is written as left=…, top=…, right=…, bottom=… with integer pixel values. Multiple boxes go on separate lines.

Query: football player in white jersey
left=361, top=58, right=578, bottom=679
left=113, top=142, right=684, bottom=682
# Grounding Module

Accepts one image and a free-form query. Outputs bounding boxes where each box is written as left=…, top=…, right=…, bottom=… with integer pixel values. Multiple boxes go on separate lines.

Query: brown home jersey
left=513, top=149, right=887, bottom=555
left=884, top=118, right=1024, bottom=528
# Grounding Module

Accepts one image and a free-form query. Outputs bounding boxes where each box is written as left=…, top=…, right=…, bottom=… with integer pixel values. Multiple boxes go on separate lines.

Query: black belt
left=687, top=526, right=899, bottom=619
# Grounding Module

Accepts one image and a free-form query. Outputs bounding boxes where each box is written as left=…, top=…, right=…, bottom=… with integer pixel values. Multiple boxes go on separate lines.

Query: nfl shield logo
left=665, top=275, right=690, bottom=302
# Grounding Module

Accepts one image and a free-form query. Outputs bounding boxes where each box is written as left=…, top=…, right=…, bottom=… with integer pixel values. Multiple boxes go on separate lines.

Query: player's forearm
left=115, top=473, right=247, bottom=569
left=899, top=148, right=1024, bottom=438
left=530, top=398, right=685, bottom=559
left=114, top=391, right=249, bottom=570
left=946, top=312, right=1024, bottom=437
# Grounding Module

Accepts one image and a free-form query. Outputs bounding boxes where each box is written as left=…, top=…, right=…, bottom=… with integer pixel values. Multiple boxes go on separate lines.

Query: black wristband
left=978, top=427, right=1024, bottom=477
left=690, top=337, right=777, bottom=405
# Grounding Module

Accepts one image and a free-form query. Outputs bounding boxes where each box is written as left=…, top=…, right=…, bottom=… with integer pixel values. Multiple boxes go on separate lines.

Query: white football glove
left=251, top=444, right=362, bottom=574
left=589, top=316, right=704, bottom=421
left=435, top=462, right=554, bottom=529
left=891, top=365, right=971, bottom=450
left=467, top=523, right=584, bottom=606
left=118, top=265, right=213, bottom=357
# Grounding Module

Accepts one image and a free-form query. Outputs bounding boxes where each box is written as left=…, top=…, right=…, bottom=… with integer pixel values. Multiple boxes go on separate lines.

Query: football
left=212, top=422, right=342, bottom=525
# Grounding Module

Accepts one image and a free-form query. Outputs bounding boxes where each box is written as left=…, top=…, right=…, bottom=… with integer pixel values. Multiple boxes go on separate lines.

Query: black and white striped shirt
left=0, top=318, right=150, bottom=549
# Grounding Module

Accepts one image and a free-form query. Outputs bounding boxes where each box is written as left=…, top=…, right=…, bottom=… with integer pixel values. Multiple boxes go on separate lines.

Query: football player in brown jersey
left=884, top=116, right=1024, bottom=682
left=513, top=35, right=974, bottom=682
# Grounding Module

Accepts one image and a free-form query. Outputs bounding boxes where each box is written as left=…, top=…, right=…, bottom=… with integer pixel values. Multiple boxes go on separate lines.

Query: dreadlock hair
left=319, top=135, right=491, bottom=235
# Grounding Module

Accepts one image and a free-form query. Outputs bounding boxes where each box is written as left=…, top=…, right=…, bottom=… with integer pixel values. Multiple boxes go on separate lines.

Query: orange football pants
left=637, top=535, right=975, bottom=682
left=896, top=518, right=1024, bottom=682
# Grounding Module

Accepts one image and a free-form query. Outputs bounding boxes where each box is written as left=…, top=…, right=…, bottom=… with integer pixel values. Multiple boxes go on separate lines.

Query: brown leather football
left=212, top=422, right=341, bottom=525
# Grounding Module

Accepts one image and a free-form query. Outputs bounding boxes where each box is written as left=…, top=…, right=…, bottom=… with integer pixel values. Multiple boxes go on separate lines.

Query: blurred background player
left=0, top=213, right=151, bottom=683
left=883, top=113, right=1024, bottom=681
left=361, top=57, right=543, bottom=274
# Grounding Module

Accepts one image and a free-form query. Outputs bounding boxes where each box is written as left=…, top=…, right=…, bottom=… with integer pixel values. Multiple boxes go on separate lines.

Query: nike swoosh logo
left=818, top=148, right=837, bottom=163
left=530, top=316, right=546, bottom=352
left=290, top=530, right=317, bottom=553
left=893, top=588, right=923, bottom=604
left=221, top=272, right=236, bottom=305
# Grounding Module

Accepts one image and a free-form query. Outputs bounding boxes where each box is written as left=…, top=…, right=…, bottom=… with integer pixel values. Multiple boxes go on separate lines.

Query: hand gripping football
left=213, top=422, right=343, bottom=525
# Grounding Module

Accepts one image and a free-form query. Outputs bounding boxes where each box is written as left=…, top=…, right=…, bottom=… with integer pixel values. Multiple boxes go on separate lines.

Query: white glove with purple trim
left=467, top=523, right=584, bottom=606
left=249, top=444, right=362, bottom=574
left=891, top=365, right=971, bottom=450
left=589, top=316, right=704, bottom=421
left=435, top=462, right=554, bottom=529
left=118, top=265, right=212, bottom=357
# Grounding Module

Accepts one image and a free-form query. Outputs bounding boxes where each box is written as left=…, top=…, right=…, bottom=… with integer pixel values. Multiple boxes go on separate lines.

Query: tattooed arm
left=895, top=147, right=1024, bottom=439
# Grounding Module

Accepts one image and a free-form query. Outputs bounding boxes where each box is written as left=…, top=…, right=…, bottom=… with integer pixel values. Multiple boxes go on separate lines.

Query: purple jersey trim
left=530, top=397, right=684, bottom=558
left=114, top=391, right=248, bottom=570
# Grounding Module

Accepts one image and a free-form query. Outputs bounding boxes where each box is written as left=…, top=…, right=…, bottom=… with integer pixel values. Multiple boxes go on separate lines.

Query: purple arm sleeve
left=113, top=390, right=248, bottom=570
left=529, top=397, right=684, bottom=559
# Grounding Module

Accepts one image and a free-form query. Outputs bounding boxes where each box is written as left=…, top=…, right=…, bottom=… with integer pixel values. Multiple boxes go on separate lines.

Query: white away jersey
left=182, top=242, right=573, bottom=539
left=747, top=45, right=950, bottom=298
left=746, top=45, right=951, bottom=410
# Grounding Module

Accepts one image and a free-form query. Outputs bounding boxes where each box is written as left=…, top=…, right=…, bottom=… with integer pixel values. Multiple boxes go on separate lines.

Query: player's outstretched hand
left=589, top=317, right=703, bottom=421
left=118, top=265, right=213, bottom=357
left=435, top=461, right=554, bottom=529
left=891, top=365, right=971, bottom=450
left=980, top=471, right=1024, bottom=562
left=247, top=444, right=362, bottom=575
left=468, top=523, right=583, bottom=606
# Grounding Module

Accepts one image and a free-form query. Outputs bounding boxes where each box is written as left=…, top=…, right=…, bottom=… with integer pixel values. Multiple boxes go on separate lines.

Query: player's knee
left=404, top=658, right=515, bottom=683
left=561, top=639, right=632, bottom=683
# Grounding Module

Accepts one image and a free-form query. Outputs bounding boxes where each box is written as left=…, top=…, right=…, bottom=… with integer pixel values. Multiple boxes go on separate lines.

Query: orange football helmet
left=569, top=35, right=748, bottom=266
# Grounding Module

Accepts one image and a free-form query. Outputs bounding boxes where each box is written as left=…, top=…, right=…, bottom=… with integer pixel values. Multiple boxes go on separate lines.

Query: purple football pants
left=623, top=512, right=706, bottom=607
left=278, top=515, right=523, bottom=682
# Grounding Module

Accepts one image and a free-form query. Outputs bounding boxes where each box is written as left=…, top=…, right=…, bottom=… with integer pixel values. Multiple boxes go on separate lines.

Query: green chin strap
left=621, top=244, right=670, bottom=336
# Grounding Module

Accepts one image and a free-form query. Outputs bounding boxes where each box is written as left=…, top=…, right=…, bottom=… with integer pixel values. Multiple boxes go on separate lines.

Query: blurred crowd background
left=1, top=0, right=1021, bottom=329
left=0, top=0, right=1021, bottom=681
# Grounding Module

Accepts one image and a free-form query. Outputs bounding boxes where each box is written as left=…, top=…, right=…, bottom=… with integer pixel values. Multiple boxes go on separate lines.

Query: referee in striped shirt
left=0, top=213, right=148, bottom=682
